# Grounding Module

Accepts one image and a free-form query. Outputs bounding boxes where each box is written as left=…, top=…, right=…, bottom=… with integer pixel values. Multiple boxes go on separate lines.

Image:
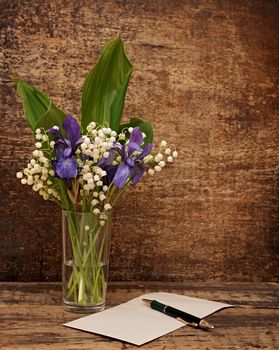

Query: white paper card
left=64, top=292, right=233, bottom=346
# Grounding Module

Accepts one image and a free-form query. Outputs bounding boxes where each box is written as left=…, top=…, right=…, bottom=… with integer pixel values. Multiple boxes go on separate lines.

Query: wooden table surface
left=1, top=282, right=278, bottom=350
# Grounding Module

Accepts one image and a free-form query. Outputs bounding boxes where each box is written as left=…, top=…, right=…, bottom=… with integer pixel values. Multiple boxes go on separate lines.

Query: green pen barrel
left=150, top=300, right=166, bottom=313
left=150, top=300, right=201, bottom=324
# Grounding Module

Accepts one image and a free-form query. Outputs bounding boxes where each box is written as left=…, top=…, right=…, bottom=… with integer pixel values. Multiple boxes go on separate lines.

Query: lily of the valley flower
left=48, top=114, right=83, bottom=181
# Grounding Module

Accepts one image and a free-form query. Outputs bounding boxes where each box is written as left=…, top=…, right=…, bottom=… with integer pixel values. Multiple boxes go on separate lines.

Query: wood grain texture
left=0, top=0, right=278, bottom=281
left=0, top=282, right=278, bottom=349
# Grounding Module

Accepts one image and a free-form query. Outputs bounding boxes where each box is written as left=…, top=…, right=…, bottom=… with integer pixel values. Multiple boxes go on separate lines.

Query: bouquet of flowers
left=15, top=35, right=177, bottom=311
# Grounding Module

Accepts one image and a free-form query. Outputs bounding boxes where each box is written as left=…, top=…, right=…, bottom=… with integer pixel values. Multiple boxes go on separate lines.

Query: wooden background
left=1, top=0, right=278, bottom=282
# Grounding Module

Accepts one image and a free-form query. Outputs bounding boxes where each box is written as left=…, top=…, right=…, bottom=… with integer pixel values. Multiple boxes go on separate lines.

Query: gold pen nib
left=142, top=299, right=152, bottom=305
left=177, top=317, right=198, bottom=328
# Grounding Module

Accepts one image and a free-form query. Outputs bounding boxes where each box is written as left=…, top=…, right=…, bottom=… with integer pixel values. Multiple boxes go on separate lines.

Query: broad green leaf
left=14, top=77, right=50, bottom=131
left=81, top=35, right=133, bottom=131
left=118, top=118, right=154, bottom=146
left=35, top=100, right=66, bottom=137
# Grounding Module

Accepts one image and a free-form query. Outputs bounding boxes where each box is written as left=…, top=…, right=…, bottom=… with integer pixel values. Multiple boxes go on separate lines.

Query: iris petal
left=131, top=162, right=146, bottom=186
left=63, top=146, right=73, bottom=158
left=129, top=127, right=143, bottom=147
left=62, top=115, right=82, bottom=149
left=55, top=156, right=78, bottom=181
left=127, top=127, right=143, bottom=156
left=48, top=128, right=63, bottom=139
left=137, top=143, right=153, bottom=160
left=112, top=143, right=127, bottom=161
left=126, top=157, right=135, bottom=167
left=55, top=144, right=67, bottom=161
left=113, top=163, right=131, bottom=189
left=103, top=165, right=118, bottom=186
left=127, top=141, right=141, bottom=156
left=99, top=149, right=115, bottom=167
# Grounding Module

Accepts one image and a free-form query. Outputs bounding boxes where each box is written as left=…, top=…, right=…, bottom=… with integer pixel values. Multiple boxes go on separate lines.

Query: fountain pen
left=142, top=299, right=214, bottom=330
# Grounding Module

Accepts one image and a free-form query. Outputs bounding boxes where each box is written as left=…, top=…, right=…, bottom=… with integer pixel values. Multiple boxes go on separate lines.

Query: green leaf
left=14, top=77, right=50, bottom=131
left=118, top=118, right=154, bottom=146
left=81, top=35, right=133, bottom=131
left=35, top=100, right=66, bottom=136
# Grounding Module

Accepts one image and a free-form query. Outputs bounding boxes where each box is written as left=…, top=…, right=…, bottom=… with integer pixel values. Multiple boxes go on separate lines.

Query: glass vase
left=62, top=210, right=112, bottom=313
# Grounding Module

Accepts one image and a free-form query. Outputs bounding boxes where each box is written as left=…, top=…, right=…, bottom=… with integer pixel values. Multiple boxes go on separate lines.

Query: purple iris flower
left=48, top=115, right=83, bottom=181
left=99, top=127, right=153, bottom=189
left=98, top=151, right=118, bottom=186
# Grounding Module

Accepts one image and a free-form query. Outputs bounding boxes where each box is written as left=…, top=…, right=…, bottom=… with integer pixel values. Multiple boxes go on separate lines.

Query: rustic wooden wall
left=1, top=0, right=278, bottom=282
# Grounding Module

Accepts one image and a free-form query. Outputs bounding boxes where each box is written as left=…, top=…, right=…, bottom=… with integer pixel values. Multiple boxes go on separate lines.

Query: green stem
left=91, top=223, right=108, bottom=302
left=64, top=212, right=110, bottom=306
left=57, top=180, right=74, bottom=211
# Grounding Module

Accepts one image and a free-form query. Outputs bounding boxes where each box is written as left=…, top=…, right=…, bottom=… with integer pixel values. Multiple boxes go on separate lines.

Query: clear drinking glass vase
left=62, top=210, right=112, bottom=313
